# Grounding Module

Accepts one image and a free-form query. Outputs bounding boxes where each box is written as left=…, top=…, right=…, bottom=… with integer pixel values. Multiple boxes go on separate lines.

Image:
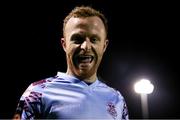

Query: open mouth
left=78, top=55, right=94, bottom=63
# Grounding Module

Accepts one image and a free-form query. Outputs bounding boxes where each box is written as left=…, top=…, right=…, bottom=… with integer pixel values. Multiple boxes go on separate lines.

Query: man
left=14, top=6, right=129, bottom=119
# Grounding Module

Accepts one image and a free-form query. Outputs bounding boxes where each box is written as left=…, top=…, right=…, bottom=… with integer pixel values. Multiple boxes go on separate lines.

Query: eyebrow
left=71, top=32, right=100, bottom=39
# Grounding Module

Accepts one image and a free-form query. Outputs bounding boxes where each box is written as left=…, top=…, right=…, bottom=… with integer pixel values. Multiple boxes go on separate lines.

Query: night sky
left=1, top=1, right=179, bottom=118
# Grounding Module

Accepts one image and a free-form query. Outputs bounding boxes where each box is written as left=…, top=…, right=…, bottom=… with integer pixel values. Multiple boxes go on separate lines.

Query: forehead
left=65, top=16, right=106, bottom=33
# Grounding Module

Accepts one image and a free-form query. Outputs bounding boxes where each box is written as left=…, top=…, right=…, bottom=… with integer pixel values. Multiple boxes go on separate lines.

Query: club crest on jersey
left=107, top=102, right=117, bottom=119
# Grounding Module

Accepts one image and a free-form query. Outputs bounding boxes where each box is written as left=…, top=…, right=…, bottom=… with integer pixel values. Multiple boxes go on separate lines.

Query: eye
left=90, top=36, right=99, bottom=43
left=71, top=34, right=84, bottom=44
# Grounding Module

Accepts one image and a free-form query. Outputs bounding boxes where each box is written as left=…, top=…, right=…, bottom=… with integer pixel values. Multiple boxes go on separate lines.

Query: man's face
left=62, top=16, right=108, bottom=79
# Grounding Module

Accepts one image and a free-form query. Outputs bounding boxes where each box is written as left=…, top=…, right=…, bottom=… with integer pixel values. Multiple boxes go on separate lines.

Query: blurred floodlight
left=134, top=79, right=154, bottom=94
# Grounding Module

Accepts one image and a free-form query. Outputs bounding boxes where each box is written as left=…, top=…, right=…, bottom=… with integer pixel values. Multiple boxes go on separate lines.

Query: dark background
left=1, top=1, right=179, bottom=119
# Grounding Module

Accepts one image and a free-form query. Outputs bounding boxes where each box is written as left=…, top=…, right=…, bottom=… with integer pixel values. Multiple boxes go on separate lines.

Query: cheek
left=66, top=45, right=78, bottom=58
left=95, top=45, right=105, bottom=55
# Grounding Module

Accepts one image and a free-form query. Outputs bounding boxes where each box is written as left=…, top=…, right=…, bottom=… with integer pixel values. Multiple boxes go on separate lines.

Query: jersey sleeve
left=14, top=84, right=43, bottom=120
left=117, top=91, right=129, bottom=120
left=122, top=98, right=129, bottom=120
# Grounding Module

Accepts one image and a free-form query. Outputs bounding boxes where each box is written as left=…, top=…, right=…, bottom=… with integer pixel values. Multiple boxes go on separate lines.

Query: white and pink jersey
left=16, top=72, right=129, bottom=120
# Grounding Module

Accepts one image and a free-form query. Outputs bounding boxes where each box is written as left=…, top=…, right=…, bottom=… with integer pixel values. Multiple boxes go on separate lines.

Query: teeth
left=78, top=56, right=93, bottom=63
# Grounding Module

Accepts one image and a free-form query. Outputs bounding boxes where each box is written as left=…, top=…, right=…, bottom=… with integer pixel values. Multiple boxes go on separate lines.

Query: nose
left=80, top=38, right=91, bottom=51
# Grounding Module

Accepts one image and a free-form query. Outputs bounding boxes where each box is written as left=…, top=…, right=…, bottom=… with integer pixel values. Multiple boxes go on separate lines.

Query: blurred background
left=1, top=0, right=179, bottom=118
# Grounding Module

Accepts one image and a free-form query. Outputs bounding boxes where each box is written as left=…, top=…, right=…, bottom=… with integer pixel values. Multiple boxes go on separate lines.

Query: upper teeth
left=79, top=56, right=93, bottom=62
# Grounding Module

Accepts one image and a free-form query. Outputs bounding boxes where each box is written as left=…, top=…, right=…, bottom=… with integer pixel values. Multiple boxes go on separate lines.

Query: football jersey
left=15, top=72, right=129, bottom=120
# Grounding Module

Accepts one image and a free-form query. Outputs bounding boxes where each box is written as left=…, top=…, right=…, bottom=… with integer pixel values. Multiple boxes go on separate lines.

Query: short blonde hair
left=63, top=6, right=108, bottom=38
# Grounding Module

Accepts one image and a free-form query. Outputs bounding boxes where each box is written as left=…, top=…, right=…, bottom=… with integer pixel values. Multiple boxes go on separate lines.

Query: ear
left=61, top=37, right=66, bottom=52
left=103, top=39, right=109, bottom=52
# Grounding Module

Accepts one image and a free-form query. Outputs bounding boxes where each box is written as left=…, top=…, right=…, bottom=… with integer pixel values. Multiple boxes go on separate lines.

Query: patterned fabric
left=15, top=72, right=129, bottom=120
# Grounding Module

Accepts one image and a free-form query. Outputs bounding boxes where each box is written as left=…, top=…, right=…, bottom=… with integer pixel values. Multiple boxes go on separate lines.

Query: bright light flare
left=134, top=79, right=154, bottom=94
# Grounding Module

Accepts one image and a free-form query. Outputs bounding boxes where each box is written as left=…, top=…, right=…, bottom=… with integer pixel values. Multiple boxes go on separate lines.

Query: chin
left=77, top=69, right=95, bottom=78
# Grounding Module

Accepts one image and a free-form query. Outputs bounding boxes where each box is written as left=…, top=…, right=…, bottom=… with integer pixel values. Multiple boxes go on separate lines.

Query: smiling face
left=61, top=16, right=108, bottom=82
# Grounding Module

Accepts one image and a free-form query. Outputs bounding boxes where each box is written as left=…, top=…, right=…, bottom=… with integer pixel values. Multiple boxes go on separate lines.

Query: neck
left=82, top=74, right=97, bottom=83
left=66, top=69, right=97, bottom=83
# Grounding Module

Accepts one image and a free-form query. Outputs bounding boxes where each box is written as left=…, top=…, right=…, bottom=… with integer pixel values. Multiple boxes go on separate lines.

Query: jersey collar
left=56, top=72, right=100, bottom=88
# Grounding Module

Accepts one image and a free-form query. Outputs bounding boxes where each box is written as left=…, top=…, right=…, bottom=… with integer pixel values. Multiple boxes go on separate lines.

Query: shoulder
left=97, top=81, right=124, bottom=99
left=21, top=72, right=71, bottom=98
left=21, top=76, right=56, bottom=99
